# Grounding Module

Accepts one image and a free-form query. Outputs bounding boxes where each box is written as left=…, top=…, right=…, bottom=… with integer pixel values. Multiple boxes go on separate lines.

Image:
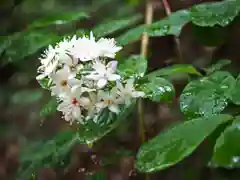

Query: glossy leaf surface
left=117, top=9, right=190, bottom=45
left=211, top=116, right=240, bottom=168
left=40, top=98, right=58, bottom=117
left=29, top=11, right=89, bottom=28
left=180, top=71, right=235, bottom=119
left=230, top=74, right=240, bottom=105
left=190, top=0, right=240, bottom=27
left=18, top=130, right=78, bottom=180
left=2, top=30, right=59, bottom=65
left=139, top=77, right=175, bottom=102
left=136, top=114, right=232, bottom=172
left=77, top=102, right=135, bottom=144
left=93, top=14, right=142, bottom=38
left=146, top=64, right=201, bottom=79
left=117, top=55, right=147, bottom=78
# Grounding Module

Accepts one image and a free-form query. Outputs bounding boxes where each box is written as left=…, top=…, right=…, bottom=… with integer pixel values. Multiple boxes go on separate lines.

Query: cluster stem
left=138, top=1, right=153, bottom=180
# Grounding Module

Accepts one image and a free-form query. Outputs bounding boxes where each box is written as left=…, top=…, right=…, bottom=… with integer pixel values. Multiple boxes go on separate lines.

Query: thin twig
left=161, top=0, right=183, bottom=63
left=139, top=1, right=153, bottom=180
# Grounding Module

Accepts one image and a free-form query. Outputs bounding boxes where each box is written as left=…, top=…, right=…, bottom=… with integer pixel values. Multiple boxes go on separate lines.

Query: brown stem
left=138, top=1, right=153, bottom=180
left=161, top=0, right=183, bottom=63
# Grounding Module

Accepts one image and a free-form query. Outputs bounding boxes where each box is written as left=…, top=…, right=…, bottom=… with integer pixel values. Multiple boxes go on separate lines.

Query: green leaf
left=145, top=64, right=202, bottom=79
left=211, top=116, right=240, bottom=168
left=136, top=114, right=232, bottom=172
left=78, top=102, right=136, bottom=144
left=29, top=11, right=89, bottom=28
left=117, top=9, right=190, bottom=45
left=93, top=14, right=142, bottom=38
left=230, top=74, right=240, bottom=105
left=117, top=55, right=147, bottom=78
left=139, top=77, right=175, bottom=102
left=206, top=59, right=231, bottom=75
left=18, top=130, right=78, bottom=180
left=190, top=0, right=240, bottom=27
left=11, top=89, right=43, bottom=105
left=40, top=98, right=58, bottom=117
left=2, top=30, right=60, bottom=65
left=180, top=71, right=235, bottom=119
left=37, top=77, right=53, bottom=90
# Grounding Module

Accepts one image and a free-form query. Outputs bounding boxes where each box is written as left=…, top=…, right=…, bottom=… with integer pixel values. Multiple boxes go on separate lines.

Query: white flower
left=96, top=87, right=121, bottom=114
left=36, top=45, right=58, bottom=80
left=86, top=60, right=121, bottom=88
left=71, top=32, right=121, bottom=61
left=55, top=36, right=81, bottom=78
left=116, top=79, right=145, bottom=105
left=57, top=86, right=91, bottom=124
left=97, top=38, right=122, bottom=58
left=71, top=32, right=99, bottom=61
left=50, top=66, right=82, bottom=97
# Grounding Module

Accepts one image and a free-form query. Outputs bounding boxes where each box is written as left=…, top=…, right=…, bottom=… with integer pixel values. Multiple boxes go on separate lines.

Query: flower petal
left=97, top=78, right=108, bottom=88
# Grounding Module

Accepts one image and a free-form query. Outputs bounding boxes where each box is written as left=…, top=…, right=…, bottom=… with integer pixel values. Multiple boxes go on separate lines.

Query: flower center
left=104, top=99, right=114, bottom=105
left=60, top=80, right=68, bottom=87
left=72, top=98, right=78, bottom=105
left=69, top=65, right=76, bottom=72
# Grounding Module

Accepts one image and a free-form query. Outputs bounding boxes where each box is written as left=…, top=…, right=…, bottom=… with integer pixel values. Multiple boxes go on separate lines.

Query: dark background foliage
left=0, top=0, right=239, bottom=179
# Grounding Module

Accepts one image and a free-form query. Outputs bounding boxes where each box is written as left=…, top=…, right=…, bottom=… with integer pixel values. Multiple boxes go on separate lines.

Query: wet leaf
left=211, top=116, right=240, bottom=168
left=77, top=102, right=136, bottom=144
left=206, top=59, right=231, bottom=75
left=117, top=9, right=190, bottom=45
left=29, top=11, right=89, bottom=28
left=230, top=74, right=240, bottom=105
left=37, top=77, right=53, bottom=90
left=2, top=30, right=60, bottom=65
left=180, top=71, right=235, bottom=119
left=136, top=114, right=232, bottom=172
left=139, top=77, right=175, bottom=103
left=93, top=14, right=142, bottom=38
left=145, top=64, right=201, bottom=79
left=190, top=0, right=240, bottom=27
left=18, top=130, right=78, bottom=180
left=40, top=98, right=58, bottom=117
left=117, top=55, right=147, bottom=78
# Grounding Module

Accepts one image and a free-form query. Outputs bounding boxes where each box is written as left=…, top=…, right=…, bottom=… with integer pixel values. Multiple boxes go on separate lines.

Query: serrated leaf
left=190, top=0, right=240, bottom=27
left=29, top=11, right=89, bottom=28
left=180, top=71, right=235, bottom=119
left=93, top=14, right=142, bottom=38
left=206, top=59, right=231, bottom=75
left=77, top=102, right=136, bottom=144
left=11, top=89, right=43, bottom=105
left=18, top=130, right=78, bottom=180
left=136, top=114, right=232, bottom=172
left=117, top=55, right=147, bottom=78
left=139, top=77, right=175, bottom=102
left=40, top=98, right=58, bottom=117
left=211, top=116, right=240, bottom=168
left=117, top=9, right=190, bottom=45
left=145, top=64, right=202, bottom=79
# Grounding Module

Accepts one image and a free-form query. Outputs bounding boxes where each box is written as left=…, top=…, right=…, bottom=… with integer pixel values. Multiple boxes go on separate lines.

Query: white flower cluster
left=37, top=32, right=145, bottom=124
